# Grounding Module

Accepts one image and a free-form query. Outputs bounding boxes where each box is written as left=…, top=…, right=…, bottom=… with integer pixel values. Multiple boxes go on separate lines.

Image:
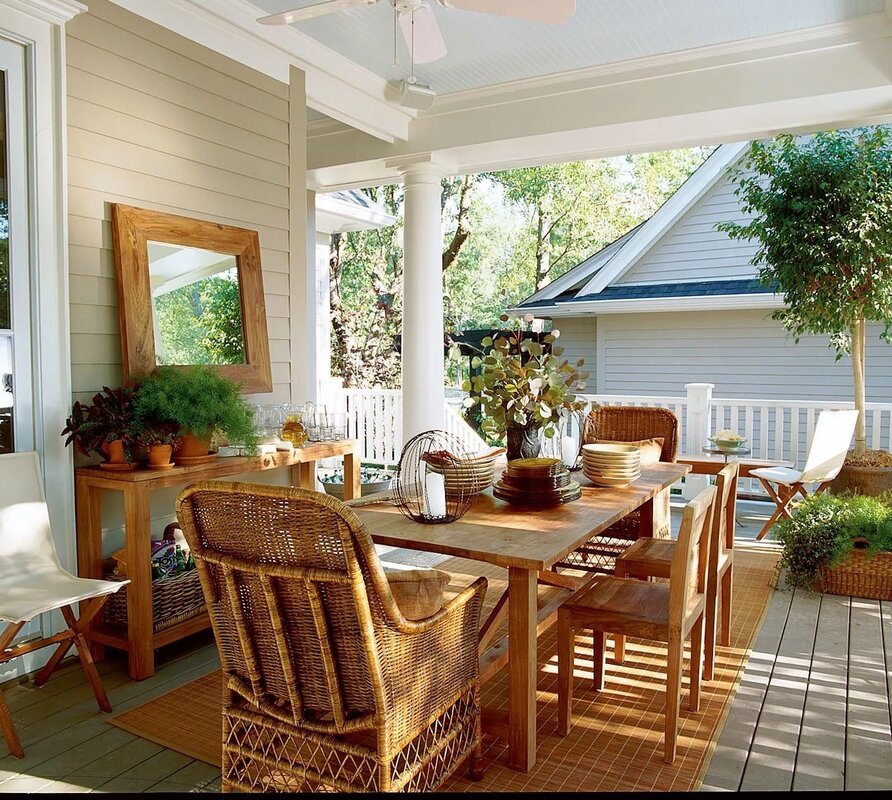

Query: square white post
left=683, top=383, right=714, bottom=499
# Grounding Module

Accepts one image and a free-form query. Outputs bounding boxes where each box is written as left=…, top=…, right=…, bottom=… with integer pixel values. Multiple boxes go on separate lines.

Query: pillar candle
left=423, top=471, right=447, bottom=518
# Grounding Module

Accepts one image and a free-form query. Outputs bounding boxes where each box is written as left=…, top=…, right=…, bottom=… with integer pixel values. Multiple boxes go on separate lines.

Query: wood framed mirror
left=111, top=204, right=273, bottom=393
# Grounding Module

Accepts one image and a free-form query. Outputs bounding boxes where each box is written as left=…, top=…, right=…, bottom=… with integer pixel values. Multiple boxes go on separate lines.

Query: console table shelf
left=75, top=440, right=359, bottom=680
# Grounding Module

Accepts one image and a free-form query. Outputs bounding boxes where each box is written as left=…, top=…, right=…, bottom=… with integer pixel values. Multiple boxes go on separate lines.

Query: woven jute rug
left=109, top=549, right=778, bottom=793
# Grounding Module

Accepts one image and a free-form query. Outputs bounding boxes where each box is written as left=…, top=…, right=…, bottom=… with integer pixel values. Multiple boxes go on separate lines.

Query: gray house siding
left=554, top=316, right=597, bottom=390
left=616, top=163, right=759, bottom=286
left=590, top=310, right=892, bottom=401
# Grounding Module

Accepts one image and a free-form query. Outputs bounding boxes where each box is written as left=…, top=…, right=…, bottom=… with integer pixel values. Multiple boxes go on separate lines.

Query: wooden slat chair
left=555, top=405, right=680, bottom=574
left=750, top=409, right=859, bottom=540
left=176, top=481, right=487, bottom=793
left=557, top=484, right=715, bottom=764
left=615, top=462, right=739, bottom=681
left=0, top=452, right=126, bottom=758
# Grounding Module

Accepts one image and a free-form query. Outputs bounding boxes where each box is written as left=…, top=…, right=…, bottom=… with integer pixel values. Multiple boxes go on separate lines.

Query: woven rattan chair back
left=582, top=405, right=679, bottom=462
left=176, top=480, right=486, bottom=793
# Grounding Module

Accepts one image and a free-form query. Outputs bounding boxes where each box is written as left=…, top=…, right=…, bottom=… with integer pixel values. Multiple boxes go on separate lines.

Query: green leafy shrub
left=455, top=315, right=588, bottom=440
left=773, top=491, right=892, bottom=590
left=134, top=366, right=258, bottom=453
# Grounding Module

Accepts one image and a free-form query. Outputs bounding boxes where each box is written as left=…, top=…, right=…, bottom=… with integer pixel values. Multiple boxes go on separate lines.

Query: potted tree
left=773, top=491, right=892, bottom=599
left=134, top=366, right=258, bottom=464
left=458, top=314, right=588, bottom=460
left=720, top=128, right=892, bottom=494
left=62, top=386, right=139, bottom=470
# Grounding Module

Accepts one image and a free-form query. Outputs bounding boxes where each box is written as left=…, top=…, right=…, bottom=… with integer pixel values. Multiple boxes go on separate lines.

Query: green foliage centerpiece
left=459, top=315, right=588, bottom=461
left=719, top=128, right=892, bottom=464
left=134, top=366, right=258, bottom=462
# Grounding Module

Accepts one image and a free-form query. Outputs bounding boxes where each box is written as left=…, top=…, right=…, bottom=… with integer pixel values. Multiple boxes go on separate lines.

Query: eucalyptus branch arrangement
left=456, top=314, right=588, bottom=441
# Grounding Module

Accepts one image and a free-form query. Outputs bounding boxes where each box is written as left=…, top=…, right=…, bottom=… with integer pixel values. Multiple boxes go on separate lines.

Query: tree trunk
left=852, top=316, right=867, bottom=454
left=535, top=205, right=551, bottom=290
left=442, top=175, right=475, bottom=273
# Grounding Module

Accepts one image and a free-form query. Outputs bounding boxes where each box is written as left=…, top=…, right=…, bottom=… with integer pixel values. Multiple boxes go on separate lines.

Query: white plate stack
left=425, top=447, right=506, bottom=497
left=581, top=443, right=641, bottom=488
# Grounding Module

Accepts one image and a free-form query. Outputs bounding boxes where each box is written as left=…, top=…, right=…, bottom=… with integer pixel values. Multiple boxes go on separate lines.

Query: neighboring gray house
left=513, top=142, right=892, bottom=402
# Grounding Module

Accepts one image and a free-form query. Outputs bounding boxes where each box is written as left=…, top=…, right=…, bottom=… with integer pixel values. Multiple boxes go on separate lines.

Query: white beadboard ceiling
left=252, top=0, right=884, bottom=95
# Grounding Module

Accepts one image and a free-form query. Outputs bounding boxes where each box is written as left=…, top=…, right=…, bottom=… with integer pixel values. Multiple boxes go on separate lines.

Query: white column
left=396, top=159, right=446, bottom=442
left=683, top=382, right=714, bottom=499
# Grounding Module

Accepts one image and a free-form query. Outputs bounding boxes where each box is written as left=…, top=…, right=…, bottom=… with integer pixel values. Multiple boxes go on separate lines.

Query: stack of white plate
left=427, top=448, right=505, bottom=497
left=581, top=443, right=641, bottom=488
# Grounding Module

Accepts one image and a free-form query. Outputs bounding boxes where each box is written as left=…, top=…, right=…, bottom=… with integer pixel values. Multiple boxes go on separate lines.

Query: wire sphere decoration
left=393, top=430, right=477, bottom=524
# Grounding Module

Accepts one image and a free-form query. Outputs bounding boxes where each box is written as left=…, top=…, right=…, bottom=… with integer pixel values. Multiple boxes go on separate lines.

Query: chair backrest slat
left=258, top=573, right=305, bottom=724
left=220, top=565, right=266, bottom=701
left=799, top=409, right=859, bottom=484
left=713, top=462, right=739, bottom=558
left=669, top=485, right=716, bottom=630
left=583, top=406, right=679, bottom=462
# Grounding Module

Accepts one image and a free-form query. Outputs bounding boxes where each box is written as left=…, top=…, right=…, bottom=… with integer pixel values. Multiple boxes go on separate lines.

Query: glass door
left=0, top=39, right=33, bottom=455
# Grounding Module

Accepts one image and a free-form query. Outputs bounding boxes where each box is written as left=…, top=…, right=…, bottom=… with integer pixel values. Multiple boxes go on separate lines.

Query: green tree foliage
left=153, top=270, right=245, bottom=365
left=718, top=129, right=892, bottom=453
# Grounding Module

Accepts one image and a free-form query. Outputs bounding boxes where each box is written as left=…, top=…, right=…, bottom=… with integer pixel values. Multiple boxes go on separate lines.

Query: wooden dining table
left=352, top=460, right=690, bottom=773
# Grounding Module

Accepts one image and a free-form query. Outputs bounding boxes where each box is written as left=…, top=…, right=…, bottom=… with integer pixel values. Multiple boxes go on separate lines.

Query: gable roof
left=511, top=140, right=783, bottom=316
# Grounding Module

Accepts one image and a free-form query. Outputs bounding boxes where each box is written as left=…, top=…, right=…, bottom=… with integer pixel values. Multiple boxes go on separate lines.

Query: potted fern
left=134, top=366, right=258, bottom=464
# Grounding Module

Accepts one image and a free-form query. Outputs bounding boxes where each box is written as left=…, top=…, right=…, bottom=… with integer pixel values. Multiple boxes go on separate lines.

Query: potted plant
left=137, top=423, right=181, bottom=470
left=719, top=128, right=892, bottom=493
left=457, top=314, right=588, bottom=460
left=62, top=386, right=139, bottom=469
left=773, top=491, right=892, bottom=599
left=133, top=366, right=258, bottom=463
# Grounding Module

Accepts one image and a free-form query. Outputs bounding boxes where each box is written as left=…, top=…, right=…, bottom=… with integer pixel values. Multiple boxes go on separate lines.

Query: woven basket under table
left=817, top=548, right=892, bottom=601
left=104, top=569, right=206, bottom=633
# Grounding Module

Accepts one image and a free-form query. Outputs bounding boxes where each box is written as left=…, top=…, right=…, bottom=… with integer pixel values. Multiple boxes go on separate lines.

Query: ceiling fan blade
left=437, top=0, right=575, bottom=24
left=257, top=0, right=377, bottom=25
left=398, top=2, right=448, bottom=64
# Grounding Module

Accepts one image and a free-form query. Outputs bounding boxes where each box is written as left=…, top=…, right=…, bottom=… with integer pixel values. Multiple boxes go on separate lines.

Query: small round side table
left=702, top=444, right=751, bottom=463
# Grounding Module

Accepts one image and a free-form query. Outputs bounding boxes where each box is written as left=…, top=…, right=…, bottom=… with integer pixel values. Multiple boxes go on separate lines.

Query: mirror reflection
left=147, top=241, right=246, bottom=366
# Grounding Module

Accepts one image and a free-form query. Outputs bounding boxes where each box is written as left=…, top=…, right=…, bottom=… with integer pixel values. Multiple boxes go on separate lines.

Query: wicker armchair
left=176, top=481, right=487, bottom=793
left=555, top=405, right=680, bottom=575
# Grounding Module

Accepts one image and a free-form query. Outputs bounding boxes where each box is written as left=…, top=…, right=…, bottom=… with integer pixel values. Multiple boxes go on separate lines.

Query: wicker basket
left=104, top=567, right=206, bottom=632
left=817, top=546, right=892, bottom=601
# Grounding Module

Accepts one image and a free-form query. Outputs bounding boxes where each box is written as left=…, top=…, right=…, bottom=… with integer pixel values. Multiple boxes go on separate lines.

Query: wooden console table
left=75, top=440, right=359, bottom=680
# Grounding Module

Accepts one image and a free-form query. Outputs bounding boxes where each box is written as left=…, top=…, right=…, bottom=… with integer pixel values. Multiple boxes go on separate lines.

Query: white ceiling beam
left=307, top=21, right=892, bottom=188
left=107, top=0, right=413, bottom=142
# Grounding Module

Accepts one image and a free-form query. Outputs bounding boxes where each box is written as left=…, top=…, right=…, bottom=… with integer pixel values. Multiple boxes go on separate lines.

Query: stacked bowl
left=581, top=443, right=641, bottom=488
left=425, top=447, right=505, bottom=497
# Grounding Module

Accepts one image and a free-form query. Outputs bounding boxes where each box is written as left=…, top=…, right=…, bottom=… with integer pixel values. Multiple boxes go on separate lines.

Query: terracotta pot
left=506, top=427, right=541, bottom=461
left=829, top=464, right=892, bottom=497
left=102, top=439, right=127, bottom=464
left=176, top=432, right=212, bottom=460
left=147, top=444, right=173, bottom=468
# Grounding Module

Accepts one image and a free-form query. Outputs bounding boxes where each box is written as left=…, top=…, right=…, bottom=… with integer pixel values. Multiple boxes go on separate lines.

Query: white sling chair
left=0, top=452, right=126, bottom=757
left=750, top=409, right=859, bottom=540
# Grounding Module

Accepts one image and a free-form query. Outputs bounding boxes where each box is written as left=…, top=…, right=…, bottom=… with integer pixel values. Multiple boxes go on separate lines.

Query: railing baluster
left=790, top=407, right=799, bottom=468
left=872, top=408, right=881, bottom=450
left=759, top=405, right=768, bottom=460
left=775, top=406, right=785, bottom=460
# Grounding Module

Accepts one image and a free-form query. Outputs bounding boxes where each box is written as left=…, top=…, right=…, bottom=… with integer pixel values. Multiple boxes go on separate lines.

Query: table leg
left=123, top=485, right=154, bottom=681
left=75, top=477, right=105, bottom=661
left=343, top=448, right=360, bottom=502
left=507, top=567, right=537, bottom=772
left=638, top=495, right=655, bottom=538
left=297, top=461, right=316, bottom=491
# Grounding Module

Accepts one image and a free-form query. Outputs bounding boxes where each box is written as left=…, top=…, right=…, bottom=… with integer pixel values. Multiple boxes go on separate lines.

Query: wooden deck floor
left=0, top=500, right=889, bottom=793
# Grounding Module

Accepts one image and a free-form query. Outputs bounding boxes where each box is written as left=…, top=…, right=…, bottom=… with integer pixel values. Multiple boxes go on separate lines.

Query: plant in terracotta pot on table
left=457, top=314, right=589, bottom=461
left=133, top=366, right=259, bottom=465
left=62, top=386, right=139, bottom=470
left=137, top=424, right=182, bottom=470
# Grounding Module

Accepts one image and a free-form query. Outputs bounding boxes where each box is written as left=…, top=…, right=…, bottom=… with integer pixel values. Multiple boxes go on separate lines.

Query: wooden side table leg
left=123, top=485, right=154, bottom=681
left=343, top=448, right=360, bottom=502
left=638, top=496, right=655, bottom=539
left=507, top=567, right=537, bottom=772
left=76, top=477, right=105, bottom=661
left=298, top=461, right=316, bottom=491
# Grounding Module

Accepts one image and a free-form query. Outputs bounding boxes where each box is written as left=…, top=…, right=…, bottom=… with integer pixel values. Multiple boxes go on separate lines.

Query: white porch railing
left=342, top=384, right=892, bottom=493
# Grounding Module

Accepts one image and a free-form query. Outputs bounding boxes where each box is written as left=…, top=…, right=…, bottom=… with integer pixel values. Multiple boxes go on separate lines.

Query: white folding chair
left=0, top=452, right=127, bottom=757
left=750, top=409, right=859, bottom=540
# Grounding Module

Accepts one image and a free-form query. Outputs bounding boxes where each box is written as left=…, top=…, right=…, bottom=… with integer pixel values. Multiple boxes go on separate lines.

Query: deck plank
left=739, top=589, right=820, bottom=791
left=701, top=584, right=793, bottom=790
left=792, top=593, right=848, bottom=791
left=845, top=598, right=892, bottom=791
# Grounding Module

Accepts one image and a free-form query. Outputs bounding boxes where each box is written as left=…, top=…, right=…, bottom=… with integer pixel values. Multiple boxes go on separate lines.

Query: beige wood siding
left=597, top=310, right=892, bottom=401
left=66, top=0, right=291, bottom=405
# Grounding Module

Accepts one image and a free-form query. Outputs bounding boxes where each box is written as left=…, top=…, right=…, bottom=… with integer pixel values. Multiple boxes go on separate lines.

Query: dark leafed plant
left=136, top=422, right=182, bottom=449
left=718, top=128, right=892, bottom=454
left=456, top=314, right=588, bottom=441
left=773, top=491, right=892, bottom=590
left=61, top=385, right=139, bottom=459
left=133, top=365, right=258, bottom=452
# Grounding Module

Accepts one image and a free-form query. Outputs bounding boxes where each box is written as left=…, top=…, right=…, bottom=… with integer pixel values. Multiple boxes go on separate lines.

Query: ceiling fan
left=257, top=0, right=577, bottom=65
